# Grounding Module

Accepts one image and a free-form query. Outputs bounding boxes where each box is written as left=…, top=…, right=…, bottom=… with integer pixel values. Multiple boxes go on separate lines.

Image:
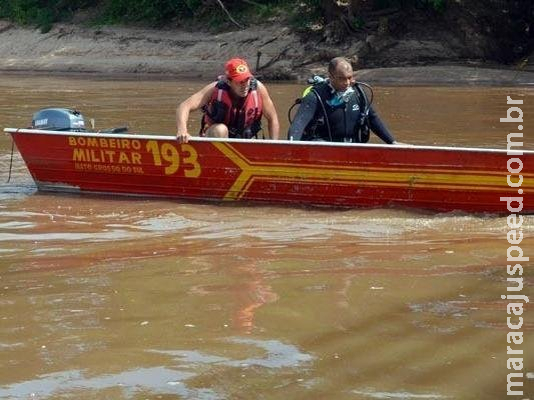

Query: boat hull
left=5, top=128, right=533, bottom=213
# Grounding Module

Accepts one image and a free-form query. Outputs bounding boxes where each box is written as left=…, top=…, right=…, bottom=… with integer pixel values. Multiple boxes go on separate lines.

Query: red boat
left=4, top=126, right=533, bottom=214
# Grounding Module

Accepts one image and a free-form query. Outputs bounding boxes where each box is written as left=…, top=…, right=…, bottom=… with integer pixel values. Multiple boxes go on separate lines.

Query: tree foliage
left=0, top=0, right=461, bottom=28
left=0, top=0, right=98, bottom=31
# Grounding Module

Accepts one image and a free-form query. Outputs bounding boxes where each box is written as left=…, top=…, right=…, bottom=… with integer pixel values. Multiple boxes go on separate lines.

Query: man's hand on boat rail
left=176, top=131, right=191, bottom=143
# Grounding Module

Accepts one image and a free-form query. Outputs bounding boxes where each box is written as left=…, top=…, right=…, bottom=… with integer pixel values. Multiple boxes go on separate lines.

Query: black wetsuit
left=288, top=82, right=396, bottom=144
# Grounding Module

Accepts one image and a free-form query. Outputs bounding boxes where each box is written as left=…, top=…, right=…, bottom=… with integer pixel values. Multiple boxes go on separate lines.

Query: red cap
left=225, top=58, right=252, bottom=81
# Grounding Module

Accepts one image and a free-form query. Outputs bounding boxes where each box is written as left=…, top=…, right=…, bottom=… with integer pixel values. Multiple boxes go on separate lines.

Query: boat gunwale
left=5, top=128, right=533, bottom=155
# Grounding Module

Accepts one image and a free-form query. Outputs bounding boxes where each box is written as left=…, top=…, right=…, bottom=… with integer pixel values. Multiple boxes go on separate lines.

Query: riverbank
left=0, top=20, right=532, bottom=85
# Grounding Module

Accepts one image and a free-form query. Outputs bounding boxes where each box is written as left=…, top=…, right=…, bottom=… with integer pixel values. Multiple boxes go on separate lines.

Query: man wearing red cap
left=176, top=58, right=279, bottom=142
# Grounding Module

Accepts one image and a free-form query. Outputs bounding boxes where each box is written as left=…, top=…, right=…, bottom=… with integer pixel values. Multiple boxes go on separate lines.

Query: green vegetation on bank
left=0, top=0, right=93, bottom=32
left=0, top=0, right=450, bottom=31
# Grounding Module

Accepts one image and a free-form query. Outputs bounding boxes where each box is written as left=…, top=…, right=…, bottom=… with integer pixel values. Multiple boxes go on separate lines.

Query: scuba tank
left=287, top=75, right=326, bottom=125
left=288, top=76, right=374, bottom=142
left=288, top=75, right=332, bottom=140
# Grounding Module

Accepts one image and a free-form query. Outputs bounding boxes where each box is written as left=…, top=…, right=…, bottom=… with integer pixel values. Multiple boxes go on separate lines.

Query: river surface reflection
left=0, top=74, right=533, bottom=399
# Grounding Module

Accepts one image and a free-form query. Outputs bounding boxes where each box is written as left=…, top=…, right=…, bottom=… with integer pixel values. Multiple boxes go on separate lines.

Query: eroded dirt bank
left=0, top=20, right=532, bottom=85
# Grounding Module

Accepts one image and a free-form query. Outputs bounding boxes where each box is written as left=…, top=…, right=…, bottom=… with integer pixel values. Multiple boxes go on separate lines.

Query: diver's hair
left=328, top=57, right=352, bottom=75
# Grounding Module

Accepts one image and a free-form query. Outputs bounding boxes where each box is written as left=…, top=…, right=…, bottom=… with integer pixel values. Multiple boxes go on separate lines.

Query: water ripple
left=351, top=389, right=449, bottom=399
left=151, top=337, right=313, bottom=369
left=0, top=367, right=223, bottom=400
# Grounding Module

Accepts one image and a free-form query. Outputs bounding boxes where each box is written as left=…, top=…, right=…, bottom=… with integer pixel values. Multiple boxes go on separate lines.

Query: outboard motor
left=31, top=108, right=86, bottom=131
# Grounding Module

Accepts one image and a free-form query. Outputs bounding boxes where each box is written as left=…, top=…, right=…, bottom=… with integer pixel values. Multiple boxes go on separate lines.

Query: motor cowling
left=31, top=108, right=86, bottom=131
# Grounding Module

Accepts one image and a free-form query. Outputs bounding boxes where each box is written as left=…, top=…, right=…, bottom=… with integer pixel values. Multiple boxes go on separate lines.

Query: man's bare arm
left=176, top=82, right=216, bottom=142
left=258, top=82, right=280, bottom=140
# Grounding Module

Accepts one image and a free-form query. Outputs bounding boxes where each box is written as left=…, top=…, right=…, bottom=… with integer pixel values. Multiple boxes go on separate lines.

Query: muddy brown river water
left=0, top=74, right=533, bottom=399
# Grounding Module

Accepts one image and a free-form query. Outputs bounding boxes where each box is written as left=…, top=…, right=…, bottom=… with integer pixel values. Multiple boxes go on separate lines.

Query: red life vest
left=202, top=78, right=263, bottom=138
